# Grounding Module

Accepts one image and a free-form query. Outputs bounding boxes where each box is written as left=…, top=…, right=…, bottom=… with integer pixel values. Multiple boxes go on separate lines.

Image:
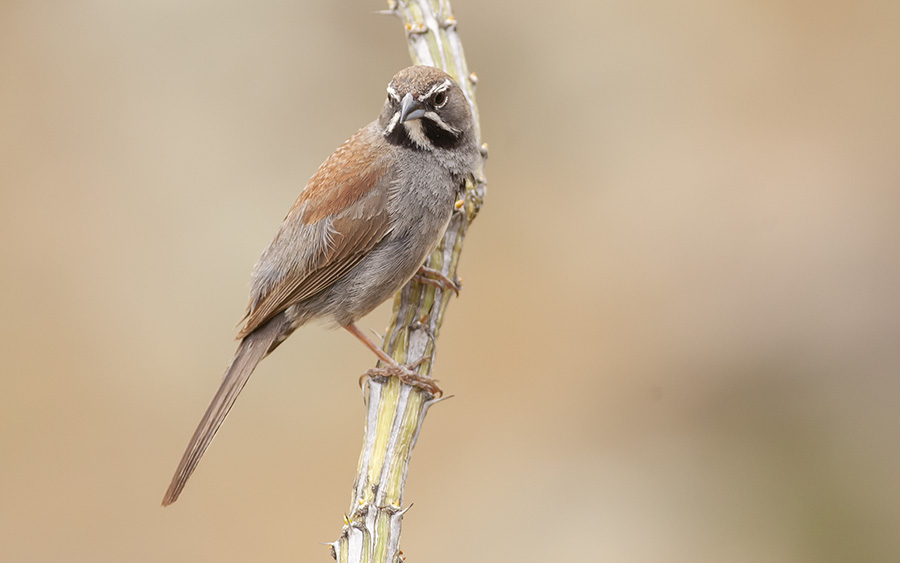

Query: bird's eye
left=433, top=91, right=447, bottom=107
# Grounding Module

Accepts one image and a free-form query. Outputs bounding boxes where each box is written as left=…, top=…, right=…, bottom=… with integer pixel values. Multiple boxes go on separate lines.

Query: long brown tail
left=162, top=315, right=286, bottom=506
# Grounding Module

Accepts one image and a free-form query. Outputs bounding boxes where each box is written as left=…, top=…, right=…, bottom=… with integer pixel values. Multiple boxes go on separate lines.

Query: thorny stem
left=328, top=1, right=486, bottom=562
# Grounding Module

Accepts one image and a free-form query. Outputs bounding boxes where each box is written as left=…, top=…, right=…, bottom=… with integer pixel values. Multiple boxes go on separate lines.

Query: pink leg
left=414, top=266, right=461, bottom=296
left=344, top=323, right=443, bottom=397
left=344, top=323, right=397, bottom=366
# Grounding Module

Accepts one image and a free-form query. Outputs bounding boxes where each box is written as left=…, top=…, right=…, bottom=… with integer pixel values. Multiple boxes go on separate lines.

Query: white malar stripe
left=383, top=112, right=401, bottom=135
left=423, top=111, right=460, bottom=134
left=417, top=79, right=452, bottom=102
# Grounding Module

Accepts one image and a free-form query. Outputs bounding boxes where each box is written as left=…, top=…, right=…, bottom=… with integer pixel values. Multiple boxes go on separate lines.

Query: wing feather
left=238, top=125, right=392, bottom=338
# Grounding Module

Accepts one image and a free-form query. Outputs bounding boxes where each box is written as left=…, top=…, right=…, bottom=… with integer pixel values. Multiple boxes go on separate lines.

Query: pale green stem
left=328, top=1, right=487, bottom=561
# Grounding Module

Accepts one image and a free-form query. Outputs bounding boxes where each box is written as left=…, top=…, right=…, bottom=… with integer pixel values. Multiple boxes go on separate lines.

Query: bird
left=162, top=65, right=480, bottom=506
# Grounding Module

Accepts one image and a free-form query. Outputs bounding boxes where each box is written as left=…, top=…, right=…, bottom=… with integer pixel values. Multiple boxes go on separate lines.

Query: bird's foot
left=413, top=266, right=461, bottom=296
left=362, top=358, right=443, bottom=397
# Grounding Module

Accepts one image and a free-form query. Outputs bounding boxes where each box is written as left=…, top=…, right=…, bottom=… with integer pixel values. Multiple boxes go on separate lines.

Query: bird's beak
left=399, top=93, right=426, bottom=123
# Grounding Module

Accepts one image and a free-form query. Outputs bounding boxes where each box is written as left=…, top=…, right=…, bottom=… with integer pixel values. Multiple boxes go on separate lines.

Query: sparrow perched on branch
left=162, top=65, right=479, bottom=506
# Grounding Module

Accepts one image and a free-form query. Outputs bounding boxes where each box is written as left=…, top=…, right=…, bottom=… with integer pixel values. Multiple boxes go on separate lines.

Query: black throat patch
left=385, top=117, right=462, bottom=151
left=385, top=120, right=420, bottom=150
left=421, top=118, right=462, bottom=150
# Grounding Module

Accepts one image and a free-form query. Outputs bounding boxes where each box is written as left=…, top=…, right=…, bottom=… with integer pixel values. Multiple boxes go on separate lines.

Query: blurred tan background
left=2, top=1, right=899, bottom=562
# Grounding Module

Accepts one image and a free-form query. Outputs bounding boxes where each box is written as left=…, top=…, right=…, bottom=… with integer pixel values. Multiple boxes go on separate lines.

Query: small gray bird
left=162, top=66, right=480, bottom=506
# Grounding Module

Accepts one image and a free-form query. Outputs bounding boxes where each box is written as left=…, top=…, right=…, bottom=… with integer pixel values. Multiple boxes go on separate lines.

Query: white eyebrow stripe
left=386, top=85, right=400, bottom=101
left=417, top=79, right=452, bottom=102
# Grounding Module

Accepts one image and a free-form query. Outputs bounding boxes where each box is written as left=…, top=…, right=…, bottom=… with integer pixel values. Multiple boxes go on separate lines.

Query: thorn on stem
left=405, top=22, right=428, bottom=34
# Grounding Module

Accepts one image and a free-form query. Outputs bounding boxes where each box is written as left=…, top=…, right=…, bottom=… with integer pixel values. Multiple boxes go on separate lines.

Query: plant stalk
left=328, top=1, right=486, bottom=561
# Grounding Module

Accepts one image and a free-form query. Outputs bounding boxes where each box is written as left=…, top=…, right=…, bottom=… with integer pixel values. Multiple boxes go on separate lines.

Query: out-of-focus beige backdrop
left=2, top=1, right=899, bottom=562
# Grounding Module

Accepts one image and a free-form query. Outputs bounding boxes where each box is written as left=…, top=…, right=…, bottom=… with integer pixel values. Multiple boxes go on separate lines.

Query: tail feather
left=162, top=315, right=285, bottom=506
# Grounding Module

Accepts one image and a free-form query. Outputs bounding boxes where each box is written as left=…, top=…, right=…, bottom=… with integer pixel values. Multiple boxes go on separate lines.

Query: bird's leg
left=413, top=266, right=461, bottom=296
left=344, top=323, right=443, bottom=397
left=344, top=323, right=396, bottom=365
left=363, top=362, right=441, bottom=398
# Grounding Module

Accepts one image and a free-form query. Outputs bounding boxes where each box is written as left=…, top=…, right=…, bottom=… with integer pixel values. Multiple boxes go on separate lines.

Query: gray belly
left=329, top=208, right=452, bottom=325
left=286, top=152, right=461, bottom=328
left=285, top=204, right=453, bottom=328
